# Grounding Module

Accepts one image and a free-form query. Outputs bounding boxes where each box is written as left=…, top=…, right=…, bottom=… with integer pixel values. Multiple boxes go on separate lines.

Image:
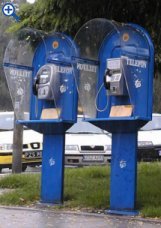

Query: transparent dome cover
left=3, top=28, right=77, bottom=121
left=3, top=28, right=47, bottom=120
left=74, top=18, right=120, bottom=61
left=74, top=19, right=120, bottom=118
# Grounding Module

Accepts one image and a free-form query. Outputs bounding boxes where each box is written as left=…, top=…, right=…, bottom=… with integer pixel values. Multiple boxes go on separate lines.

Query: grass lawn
left=0, top=163, right=161, bottom=218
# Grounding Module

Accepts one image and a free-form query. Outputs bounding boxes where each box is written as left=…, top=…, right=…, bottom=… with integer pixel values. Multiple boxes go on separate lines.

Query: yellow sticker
left=122, top=33, right=129, bottom=42
left=52, top=41, right=59, bottom=49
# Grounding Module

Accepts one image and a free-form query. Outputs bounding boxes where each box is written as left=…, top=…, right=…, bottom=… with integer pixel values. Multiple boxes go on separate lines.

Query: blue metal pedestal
left=41, top=134, right=65, bottom=204
left=107, top=132, right=139, bottom=216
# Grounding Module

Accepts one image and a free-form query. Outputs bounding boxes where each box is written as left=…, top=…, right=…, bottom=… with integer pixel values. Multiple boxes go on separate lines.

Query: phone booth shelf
left=18, top=119, right=73, bottom=134
left=3, top=28, right=78, bottom=205
left=74, top=19, right=154, bottom=215
left=85, top=117, right=148, bottom=133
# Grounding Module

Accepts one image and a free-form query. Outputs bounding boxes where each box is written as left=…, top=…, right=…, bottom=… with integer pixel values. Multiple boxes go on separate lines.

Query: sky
left=26, top=0, right=35, bottom=4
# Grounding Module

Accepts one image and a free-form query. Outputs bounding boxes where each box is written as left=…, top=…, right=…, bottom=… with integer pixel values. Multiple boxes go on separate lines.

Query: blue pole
left=107, top=132, right=138, bottom=215
left=41, top=134, right=65, bottom=204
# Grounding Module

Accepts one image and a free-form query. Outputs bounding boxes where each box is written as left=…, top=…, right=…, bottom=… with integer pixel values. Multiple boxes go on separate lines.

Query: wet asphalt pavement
left=0, top=206, right=161, bottom=228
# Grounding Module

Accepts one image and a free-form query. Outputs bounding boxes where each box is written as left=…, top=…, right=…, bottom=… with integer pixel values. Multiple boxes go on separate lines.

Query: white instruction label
left=107, top=58, right=121, bottom=70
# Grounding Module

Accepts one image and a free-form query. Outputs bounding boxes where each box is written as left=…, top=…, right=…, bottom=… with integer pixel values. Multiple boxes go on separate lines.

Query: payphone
left=74, top=19, right=154, bottom=215
left=3, top=28, right=78, bottom=204
left=104, top=58, right=127, bottom=96
left=33, top=64, right=61, bottom=100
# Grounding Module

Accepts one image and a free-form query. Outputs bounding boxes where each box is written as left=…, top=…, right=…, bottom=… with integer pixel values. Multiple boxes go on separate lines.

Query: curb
left=0, top=205, right=161, bottom=225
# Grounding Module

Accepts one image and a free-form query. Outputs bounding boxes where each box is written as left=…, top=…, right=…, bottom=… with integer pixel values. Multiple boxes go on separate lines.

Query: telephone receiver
left=33, top=76, right=40, bottom=96
left=104, top=68, right=112, bottom=90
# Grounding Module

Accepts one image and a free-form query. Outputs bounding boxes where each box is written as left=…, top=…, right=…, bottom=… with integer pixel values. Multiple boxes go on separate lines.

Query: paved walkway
left=0, top=206, right=161, bottom=228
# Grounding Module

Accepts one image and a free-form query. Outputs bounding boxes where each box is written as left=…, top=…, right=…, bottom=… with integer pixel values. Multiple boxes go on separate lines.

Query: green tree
left=8, top=0, right=161, bottom=65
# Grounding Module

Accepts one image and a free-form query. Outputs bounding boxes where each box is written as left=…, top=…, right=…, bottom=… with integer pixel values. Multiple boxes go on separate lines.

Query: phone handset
left=104, top=68, right=112, bottom=91
left=33, top=76, right=40, bottom=96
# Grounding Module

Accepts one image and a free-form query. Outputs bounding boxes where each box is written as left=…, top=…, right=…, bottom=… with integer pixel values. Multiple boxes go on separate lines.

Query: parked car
left=65, top=113, right=161, bottom=164
left=0, top=112, right=111, bottom=172
left=0, top=112, right=42, bottom=172
left=138, top=113, right=161, bottom=161
left=65, top=120, right=111, bottom=165
left=0, top=112, right=161, bottom=172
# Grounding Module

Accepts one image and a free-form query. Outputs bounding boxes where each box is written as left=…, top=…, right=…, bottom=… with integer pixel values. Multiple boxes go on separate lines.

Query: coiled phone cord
left=95, top=82, right=109, bottom=112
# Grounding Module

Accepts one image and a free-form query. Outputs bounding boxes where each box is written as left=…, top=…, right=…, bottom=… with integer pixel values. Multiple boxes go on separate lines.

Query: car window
left=0, top=114, right=14, bottom=130
left=141, top=115, right=161, bottom=131
left=0, top=112, right=29, bottom=131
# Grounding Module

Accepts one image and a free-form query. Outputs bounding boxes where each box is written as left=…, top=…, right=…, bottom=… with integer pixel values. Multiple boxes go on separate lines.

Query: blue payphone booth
left=3, top=28, right=78, bottom=204
left=74, top=19, right=154, bottom=215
